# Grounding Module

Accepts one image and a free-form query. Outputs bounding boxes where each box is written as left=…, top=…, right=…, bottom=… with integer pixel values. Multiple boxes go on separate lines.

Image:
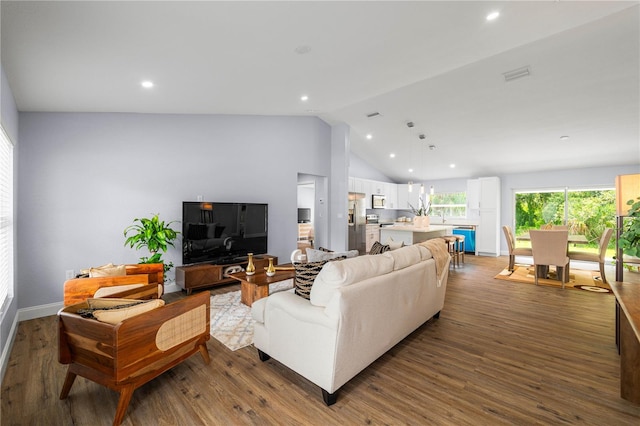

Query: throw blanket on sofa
left=420, top=239, right=450, bottom=286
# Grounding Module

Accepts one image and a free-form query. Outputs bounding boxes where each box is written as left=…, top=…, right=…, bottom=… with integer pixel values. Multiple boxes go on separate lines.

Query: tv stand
left=175, top=254, right=277, bottom=295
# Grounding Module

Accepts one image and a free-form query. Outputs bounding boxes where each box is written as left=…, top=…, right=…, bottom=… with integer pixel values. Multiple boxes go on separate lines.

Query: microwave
left=372, top=194, right=386, bottom=209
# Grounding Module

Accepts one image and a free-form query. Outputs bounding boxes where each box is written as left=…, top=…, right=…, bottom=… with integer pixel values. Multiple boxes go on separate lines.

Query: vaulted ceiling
left=2, top=1, right=638, bottom=181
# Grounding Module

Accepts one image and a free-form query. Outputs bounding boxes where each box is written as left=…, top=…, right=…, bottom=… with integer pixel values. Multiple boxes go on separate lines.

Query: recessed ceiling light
left=141, top=81, right=154, bottom=88
left=294, top=45, right=311, bottom=55
left=366, top=134, right=373, bottom=140
left=390, top=153, right=396, bottom=158
left=560, top=135, right=570, bottom=141
left=450, top=164, right=456, bottom=168
left=300, top=95, right=309, bottom=101
left=486, top=11, right=500, bottom=21
left=408, top=168, right=414, bottom=173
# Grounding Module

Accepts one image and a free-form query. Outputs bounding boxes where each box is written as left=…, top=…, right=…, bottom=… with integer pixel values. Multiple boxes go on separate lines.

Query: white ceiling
left=2, top=1, right=639, bottom=182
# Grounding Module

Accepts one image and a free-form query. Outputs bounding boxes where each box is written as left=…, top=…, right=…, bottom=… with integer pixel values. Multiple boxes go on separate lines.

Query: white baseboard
left=164, top=282, right=181, bottom=293
left=0, top=311, right=19, bottom=383
left=18, top=301, right=64, bottom=321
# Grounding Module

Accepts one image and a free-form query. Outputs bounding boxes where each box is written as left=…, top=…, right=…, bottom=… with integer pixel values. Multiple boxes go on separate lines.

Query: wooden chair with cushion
left=58, top=290, right=211, bottom=426
left=502, top=225, right=533, bottom=271
left=568, top=228, right=613, bottom=284
left=530, top=229, right=570, bottom=289
left=63, top=263, right=164, bottom=306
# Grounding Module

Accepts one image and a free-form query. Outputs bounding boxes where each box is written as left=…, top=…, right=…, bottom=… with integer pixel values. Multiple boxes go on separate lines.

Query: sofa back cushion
left=310, top=254, right=394, bottom=307
left=382, top=244, right=422, bottom=271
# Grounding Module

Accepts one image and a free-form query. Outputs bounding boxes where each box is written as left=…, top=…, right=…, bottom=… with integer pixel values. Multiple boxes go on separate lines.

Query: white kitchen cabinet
left=385, top=183, right=398, bottom=209
left=365, top=224, right=381, bottom=252
left=370, top=180, right=385, bottom=195
left=396, top=184, right=420, bottom=211
left=466, top=179, right=480, bottom=210
left=474, top=176, right=501, bottom=256
left=349, top=177, right=397, bottom=209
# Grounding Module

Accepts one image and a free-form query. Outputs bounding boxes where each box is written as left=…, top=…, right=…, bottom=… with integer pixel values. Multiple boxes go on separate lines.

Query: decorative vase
left=414, top=216, right=424, bottom=228
left=266, top=258, right=276, bottom=277
left=246, top=253, right=255, bottom=275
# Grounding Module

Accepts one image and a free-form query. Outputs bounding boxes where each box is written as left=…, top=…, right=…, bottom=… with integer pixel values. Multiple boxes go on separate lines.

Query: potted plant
left=124, top=213, right=180, bottom=277
left=409, top=195, right=431, bottom=227
left=619, top=197, right=640, bottom=259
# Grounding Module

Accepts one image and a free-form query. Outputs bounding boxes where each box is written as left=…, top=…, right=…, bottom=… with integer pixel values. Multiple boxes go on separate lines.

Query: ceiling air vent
left=366, top=112, right=381, bottom=118
left=503, top=66, right=531, bottom=82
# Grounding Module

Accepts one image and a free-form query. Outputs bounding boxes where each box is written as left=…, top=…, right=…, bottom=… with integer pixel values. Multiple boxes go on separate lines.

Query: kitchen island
left=379, top=224, right=455, bottom=246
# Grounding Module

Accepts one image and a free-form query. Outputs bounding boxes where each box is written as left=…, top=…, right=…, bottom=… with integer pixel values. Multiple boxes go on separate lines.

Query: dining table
left=516, top=232, right=589, bottom=245
left=517, top=231, right=589, bottom=283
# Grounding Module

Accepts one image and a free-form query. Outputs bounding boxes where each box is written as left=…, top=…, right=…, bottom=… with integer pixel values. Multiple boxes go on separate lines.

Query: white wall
left=0, top=63, right=19, bottom=379
left=349, top=151, right=394, bottom=182
left=17, top=112, right=334, bottom=309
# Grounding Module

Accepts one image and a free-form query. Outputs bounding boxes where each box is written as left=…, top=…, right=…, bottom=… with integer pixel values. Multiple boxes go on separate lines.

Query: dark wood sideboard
left=175, top=254, right=277, bottom=295
left=610, top=281, right=640, bottom=405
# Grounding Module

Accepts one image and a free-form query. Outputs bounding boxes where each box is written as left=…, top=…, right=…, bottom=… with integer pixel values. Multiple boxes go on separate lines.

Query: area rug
left=209, top=279, right=294, bottom=351
left=494, top=264, right=611, bottom=293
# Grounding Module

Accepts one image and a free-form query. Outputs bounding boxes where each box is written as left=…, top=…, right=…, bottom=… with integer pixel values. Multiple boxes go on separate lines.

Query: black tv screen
left=182, top=202, right=268, bottom=265
left=298, top=208, right=311, bottom=223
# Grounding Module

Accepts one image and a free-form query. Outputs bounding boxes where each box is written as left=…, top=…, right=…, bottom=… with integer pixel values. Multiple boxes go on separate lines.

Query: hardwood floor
left=3, top=256, right=640, bottom=425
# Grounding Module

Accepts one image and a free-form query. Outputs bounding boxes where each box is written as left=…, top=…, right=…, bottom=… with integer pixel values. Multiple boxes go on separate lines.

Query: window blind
left=0, top=125, right=14, bottom=313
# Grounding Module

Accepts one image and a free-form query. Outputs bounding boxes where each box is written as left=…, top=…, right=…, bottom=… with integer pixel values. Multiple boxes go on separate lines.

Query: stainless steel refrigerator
left=348, top=193, right=366, bottom=254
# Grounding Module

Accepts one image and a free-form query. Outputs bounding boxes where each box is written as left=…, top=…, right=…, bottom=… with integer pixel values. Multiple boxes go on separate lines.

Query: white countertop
left=382, top=224, right=453, bottom=232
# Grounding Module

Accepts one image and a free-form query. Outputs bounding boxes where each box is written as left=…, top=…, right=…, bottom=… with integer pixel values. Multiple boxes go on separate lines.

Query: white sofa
left=251, top=241, right=450, bottom=405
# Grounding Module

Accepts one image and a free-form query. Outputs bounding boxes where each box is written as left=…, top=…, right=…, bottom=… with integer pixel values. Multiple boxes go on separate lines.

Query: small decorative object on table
left=246, top=253, right=256, bottom=276
left=266, top=258, right=276, bottom=277
left=409, top=194, right=431, bottom=228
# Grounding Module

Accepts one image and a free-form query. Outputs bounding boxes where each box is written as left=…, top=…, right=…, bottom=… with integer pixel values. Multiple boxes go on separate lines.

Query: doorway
left=297, top=173, right=328, bottom=251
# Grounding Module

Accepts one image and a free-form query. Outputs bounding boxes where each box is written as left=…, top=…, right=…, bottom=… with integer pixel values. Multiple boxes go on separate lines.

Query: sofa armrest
left=254, top=290, right=337, bottom=330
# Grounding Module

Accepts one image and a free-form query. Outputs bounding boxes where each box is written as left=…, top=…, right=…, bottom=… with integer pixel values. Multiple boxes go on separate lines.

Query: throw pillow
left=369, top=241, right=390, bottom=255
left=86, top=298, right=165, bottom=324
left=89, top=263, right=127, bottom=277
left=386, top=237, right=405, bottom=250
left=294, top=261, right=328, bottom=300
left=307, top=248, right=359, bottom=262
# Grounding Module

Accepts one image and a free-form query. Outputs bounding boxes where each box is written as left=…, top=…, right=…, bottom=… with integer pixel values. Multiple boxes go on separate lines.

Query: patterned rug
left=209, top=279, right=294, bottom=351
left=494, top=264, right=611, bottom=293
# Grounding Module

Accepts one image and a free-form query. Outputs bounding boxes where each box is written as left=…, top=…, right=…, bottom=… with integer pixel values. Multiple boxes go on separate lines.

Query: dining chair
left=502, top=225, right=533, bottom=271
left=529, top=229, right=570, bottom=288
left=568, top=228, right=613, bottom=284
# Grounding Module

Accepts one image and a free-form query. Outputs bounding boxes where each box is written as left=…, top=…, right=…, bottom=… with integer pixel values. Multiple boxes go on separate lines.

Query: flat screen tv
left=298, top=208, right=311, bottom=223
left=182, top=202, right=268, bottom=265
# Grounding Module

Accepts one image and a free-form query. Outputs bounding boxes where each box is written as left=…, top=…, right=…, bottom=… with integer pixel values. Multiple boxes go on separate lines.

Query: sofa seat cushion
left=310, top=254, right=394, bottom=307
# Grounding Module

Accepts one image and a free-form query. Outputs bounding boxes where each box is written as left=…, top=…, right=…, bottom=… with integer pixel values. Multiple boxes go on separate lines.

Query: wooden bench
left=610, top=281, right=640, bottom=405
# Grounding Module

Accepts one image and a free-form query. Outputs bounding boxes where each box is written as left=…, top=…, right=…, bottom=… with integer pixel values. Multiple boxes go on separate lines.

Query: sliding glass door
left=514, top=188, right=616, bottom=249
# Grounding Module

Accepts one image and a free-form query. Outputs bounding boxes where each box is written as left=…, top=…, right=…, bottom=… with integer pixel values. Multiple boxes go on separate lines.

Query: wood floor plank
left=3, top=256, right=640, bottom=425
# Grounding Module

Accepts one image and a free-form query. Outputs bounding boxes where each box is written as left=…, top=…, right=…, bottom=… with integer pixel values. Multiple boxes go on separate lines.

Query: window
left=0, top=125, right=14, bottom=314
left=430, top=192, right=467, bottom=218
left=514, top=188, right=616, bottom=247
